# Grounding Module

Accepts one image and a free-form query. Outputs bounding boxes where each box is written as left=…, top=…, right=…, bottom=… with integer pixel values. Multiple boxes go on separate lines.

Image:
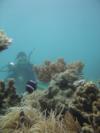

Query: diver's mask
left=16, top=52, right=28, bottom=65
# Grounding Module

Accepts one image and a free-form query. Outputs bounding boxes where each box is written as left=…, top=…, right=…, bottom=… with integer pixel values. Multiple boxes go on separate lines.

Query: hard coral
left=0, top=80, right=5, bottom=113
left=0, top=79, right=100, bottom=133
left=0, top=59, right=100, bottom=133
left=35, top=58, right=66, bottom=83
left=69, top=81, right=100, bottom=132
left=35, top=59, right=84, bottom=83
left=0, top=79, right=21, bottom=114
left=39, top=67, right=83, bottom=115
left=0, top=30, right=12, bottom=52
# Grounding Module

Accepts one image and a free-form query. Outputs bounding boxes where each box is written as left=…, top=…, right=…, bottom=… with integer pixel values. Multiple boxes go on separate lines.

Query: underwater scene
left=0, top=0, right=100, bottom=133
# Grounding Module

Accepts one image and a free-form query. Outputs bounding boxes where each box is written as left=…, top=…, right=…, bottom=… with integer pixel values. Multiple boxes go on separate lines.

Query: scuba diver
left=0, top=51, right=37, bottom=93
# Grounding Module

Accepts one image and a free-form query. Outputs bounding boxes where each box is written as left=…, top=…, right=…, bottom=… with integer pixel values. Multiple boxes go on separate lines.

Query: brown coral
left=39, top=69, right=83, bottom=115
left=0, top=30, right=12, bottom=52
left=0, top=79, right=21, bottom=114
left=35, top=59, right=84, bottom=83
left=69, top=82, right=100, bottom=132
left=35, top=58, right=67, bottom=83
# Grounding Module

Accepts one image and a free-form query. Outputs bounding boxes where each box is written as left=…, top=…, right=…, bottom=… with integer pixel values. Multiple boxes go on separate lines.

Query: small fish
left=26, top=80, right=37, bottom=93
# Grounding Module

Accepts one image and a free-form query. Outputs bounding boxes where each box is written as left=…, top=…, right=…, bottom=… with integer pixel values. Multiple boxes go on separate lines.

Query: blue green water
left=0, top=0, right=100, bottom=81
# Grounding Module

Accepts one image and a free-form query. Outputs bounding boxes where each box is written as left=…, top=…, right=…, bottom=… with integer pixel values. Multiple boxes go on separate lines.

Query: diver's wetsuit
left=7, top=63, right=36, bottom=93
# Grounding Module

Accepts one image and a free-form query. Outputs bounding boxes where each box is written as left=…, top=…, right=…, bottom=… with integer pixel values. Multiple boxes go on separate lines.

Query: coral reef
left=39, top=67, right=85, bottom=115
left=35, top=59, right=84, bottom=83
left=0, top=30, right=12, bottom=52
left=0, top=59, right=100, bottom=133
left=0, top=80, right=100, bottom=133
left=39, top=81, right=100, bottom=133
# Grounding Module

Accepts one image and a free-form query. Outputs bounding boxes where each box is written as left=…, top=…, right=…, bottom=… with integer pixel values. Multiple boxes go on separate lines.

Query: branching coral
left=39, top=65, right=85, bottom=115
left=35, top=60, right=84, bottom=115
left=0, top=30, right=12, bottom=52
left=35, top=58, right=66, bottom=83
left=35, top=59, right=84, bottom=83
left=66, top=61, right=84, bottom=74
